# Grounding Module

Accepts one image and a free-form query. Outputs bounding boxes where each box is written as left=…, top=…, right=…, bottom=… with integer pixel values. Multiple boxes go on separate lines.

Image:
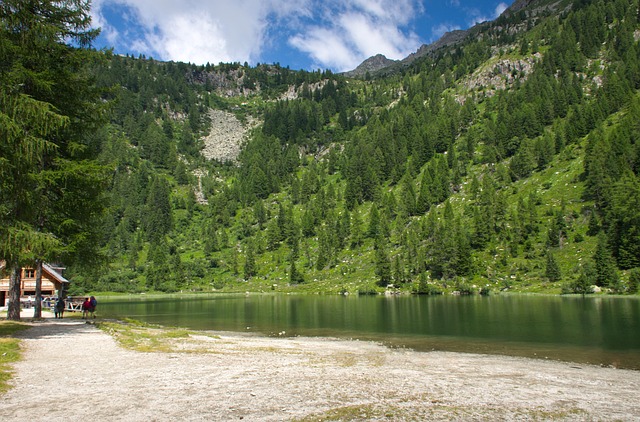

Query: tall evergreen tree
left=244, top=240, right=257, bottom=280
left=545, top=250, right=562, bottom=282
left=374, top=236, right=392, bottom=287
left=0, top=0, right=108, bottom=320
left=144, top=176, right=173, bottom=242
left=593, top=232, right=619, bottom=289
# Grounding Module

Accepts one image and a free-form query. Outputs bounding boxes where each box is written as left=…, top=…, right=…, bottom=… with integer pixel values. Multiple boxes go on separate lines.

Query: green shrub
left=357, top=286, right=378, bottom=295
left=628, top=268, right=640, bottom=294
left=414, top=274, right=443, bottom=295
left=454, top=279, right=474, bottom=295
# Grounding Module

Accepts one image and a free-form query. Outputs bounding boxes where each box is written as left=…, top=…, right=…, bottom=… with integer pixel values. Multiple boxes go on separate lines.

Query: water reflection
left=99, top=294, right=640, bottom=369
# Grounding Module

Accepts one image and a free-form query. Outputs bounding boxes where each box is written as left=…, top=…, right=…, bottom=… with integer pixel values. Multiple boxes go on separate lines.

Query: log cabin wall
left=0, top=264, right=69, bottom=306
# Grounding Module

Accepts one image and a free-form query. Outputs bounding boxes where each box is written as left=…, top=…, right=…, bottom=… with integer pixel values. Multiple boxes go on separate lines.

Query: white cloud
left=290, top=28, right=358, bottom=71
left=286, top=0, right=423, bottom=71
left=463, top=2, right=509, bottom=27
left=431, top=23, right=462, bottom=40
left=495, top=2, right=509, bottom=18
left=92, top=0, right=272, bottom=64
left=91, top=0, right=424, bottom=70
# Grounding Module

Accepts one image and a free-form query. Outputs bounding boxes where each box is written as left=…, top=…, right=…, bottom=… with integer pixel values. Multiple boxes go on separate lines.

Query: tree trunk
left=7, top=264, right=22, bottom=321
left=33, top=260, right=43, bottom=319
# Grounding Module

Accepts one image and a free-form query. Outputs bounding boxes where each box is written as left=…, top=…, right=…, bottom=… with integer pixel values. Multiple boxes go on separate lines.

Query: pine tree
left=146, top=240, right=170, bottom=291
left=244, top=240, right=257, bottom=280
left=367, top=205, right=381, bottom=239
left=0, top=0, right=108, bottom=320
left=568, top=262, right=595, bottom=294
left=628, top=268, right=640, bottom=294
left=144, top=176, right=173, bottom=242
left=607, top=173, right=640, bottom=269
left=593, top=232, right=619, bottom=289
left=374, top=236, right=392, bottom=287
left=316, top=226, right=331, bottom=270
left=399, top=172, right=417, bottom=217
left=350, top=212, right=364, bottom=248
left=289, top=258, right=304, bottom=284
left=545, top=250, right=562, bottom=282
left=546, top=211, right=567, bottom=248
left=393, top=254, right=405, bottom=285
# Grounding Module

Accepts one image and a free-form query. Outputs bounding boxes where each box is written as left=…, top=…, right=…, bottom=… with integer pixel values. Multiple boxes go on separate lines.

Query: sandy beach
left=1, top=313, right=639, bottom=421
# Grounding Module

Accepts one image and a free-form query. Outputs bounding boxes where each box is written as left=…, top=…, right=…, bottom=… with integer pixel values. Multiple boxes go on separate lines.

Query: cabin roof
left=43, top=263, right=70, bottom=284
left=0, top=260, right=69, bottom=283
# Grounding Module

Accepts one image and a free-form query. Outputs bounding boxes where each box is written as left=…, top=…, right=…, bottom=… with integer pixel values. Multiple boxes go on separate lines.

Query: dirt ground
left=2, top=314, right=640, bottom=421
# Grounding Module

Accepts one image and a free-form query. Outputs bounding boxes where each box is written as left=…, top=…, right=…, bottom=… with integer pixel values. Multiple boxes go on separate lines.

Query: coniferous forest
left=4, top=0, right=640, bottom=297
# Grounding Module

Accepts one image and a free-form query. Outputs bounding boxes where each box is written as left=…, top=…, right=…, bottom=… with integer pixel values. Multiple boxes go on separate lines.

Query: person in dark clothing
left=89, top=296, right=97, bottom=318
left=54, top=297, right=65, bottom=319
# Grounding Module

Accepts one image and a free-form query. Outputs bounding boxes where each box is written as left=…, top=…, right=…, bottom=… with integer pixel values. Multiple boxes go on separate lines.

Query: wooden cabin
left=0, top=262, right=70, bottom=306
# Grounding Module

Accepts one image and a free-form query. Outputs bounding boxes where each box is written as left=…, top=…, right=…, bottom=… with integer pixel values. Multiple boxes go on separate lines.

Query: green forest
left=3, top=0, right=640, bottom=299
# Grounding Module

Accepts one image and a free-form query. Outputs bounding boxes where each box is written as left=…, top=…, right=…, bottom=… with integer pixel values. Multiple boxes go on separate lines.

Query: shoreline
left=2, top=316, right=640, bottom=420
left=8, top=306, right=640, bottom=370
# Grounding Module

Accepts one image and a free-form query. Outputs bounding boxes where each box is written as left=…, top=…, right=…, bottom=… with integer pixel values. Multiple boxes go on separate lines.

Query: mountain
left=343, top=27, right=475, bottom=77
left=69, top=0, right=640, bottom=297
left=344, top=0, right=567, bottom=77
left=342, top=54, right=398, bottom=78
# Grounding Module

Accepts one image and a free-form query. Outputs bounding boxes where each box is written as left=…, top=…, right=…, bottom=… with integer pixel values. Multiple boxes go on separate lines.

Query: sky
left=90, top=0, right=511, bottom=72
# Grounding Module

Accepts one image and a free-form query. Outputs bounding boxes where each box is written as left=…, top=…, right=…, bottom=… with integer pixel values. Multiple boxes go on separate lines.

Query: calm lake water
left=98, top=294, right=640, bottom=369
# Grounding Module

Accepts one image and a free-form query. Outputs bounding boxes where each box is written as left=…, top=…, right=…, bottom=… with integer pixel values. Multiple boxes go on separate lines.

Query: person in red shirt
left=82, top=297, right=91, bottom=319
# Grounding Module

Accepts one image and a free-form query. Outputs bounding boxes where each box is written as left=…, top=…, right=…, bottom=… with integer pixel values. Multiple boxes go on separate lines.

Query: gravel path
left=2, top=318, right=640, bottom=421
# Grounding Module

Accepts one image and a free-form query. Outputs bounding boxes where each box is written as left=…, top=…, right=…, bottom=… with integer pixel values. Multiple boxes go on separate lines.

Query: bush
left=454, top=279, right=474, bottom=295
left=357, top=285, right=378, bottom=295
left=561, top=277, right=594, bottom=295
left=414, top=283, right=444, bottom=295
left=414, top=274, right=443, bottom=295
left=628, top=268, right=640, bottom=294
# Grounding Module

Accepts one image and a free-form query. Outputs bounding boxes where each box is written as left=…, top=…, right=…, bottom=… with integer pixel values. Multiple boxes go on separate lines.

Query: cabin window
left=25, top=269, right=35, bottom=278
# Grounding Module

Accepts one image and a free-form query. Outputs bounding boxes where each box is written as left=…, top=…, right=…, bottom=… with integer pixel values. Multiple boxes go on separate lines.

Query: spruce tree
left=545, top=250, right=562, bottom=282
left=243, top=240, right=257, bottom=280
left=144, top=176, right=173, bottom=242
left=569, top=262, right=595, bottom=294
left=628, top=268, right=640, bottom=294
left=0, top=0, right=108, bottom=320
left=593, top=232, right=619, bottom=288
left=374, top=236, right=392, bottom=287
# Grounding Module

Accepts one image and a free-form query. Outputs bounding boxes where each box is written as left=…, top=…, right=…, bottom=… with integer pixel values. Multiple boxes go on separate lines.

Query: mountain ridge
left=343, top=0, right=562, bottom=78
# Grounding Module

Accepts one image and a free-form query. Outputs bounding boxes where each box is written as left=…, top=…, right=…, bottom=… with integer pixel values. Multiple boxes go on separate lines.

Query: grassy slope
left=0, top=321, right=30, bottom=394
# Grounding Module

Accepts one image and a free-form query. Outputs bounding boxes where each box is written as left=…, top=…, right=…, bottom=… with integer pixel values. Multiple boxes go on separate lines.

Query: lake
left=98, top=293, right=640, bottom=369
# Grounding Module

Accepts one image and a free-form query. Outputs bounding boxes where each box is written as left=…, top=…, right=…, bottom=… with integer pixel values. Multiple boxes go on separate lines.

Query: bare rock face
left=342, top=54, right=398, bottom=78
left=200, top=109, right=258, bottom=163
left=405, top=30, right=470, bottom=62
left=462, top=53, right=541, bottom=96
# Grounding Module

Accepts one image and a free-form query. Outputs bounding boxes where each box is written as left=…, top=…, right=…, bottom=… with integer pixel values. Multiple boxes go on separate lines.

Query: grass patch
left=295, top=404, right=402, bottom=421
left=0, top=321, right=30, bottom=394
left=97, top=319, right=217, bottom=353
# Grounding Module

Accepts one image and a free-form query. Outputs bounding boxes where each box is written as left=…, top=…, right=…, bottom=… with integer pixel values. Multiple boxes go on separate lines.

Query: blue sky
left=91, top=0, right=510, bottom=72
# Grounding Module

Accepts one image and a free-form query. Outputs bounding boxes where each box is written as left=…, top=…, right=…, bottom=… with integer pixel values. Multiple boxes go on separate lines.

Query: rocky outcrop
left=462, top=54, right=541, bottom=97
left=278, top=80, right=333, bottom=101
left=503, top=0, right=565, bottom=17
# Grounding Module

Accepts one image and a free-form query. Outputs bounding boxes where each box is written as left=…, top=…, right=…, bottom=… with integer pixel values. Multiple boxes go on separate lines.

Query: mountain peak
left=342, top=54, right=397, bottom=78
